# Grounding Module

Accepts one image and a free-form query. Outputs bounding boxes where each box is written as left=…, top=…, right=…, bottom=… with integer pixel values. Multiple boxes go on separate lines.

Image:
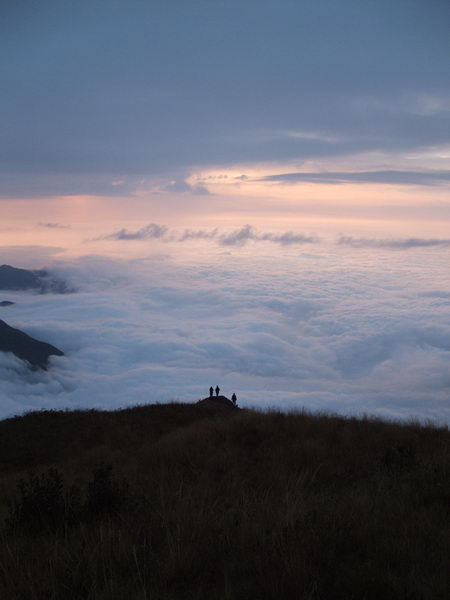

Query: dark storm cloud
left=1, top=0, right=449, bottom=197
left=260, top=170, right=450, bottom=186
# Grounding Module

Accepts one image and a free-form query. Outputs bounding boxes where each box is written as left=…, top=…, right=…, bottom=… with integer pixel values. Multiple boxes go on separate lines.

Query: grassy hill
left=0, top=402, right=448, bottom=599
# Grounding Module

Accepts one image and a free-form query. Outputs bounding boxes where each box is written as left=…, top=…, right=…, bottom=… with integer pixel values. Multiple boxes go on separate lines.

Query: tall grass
left=0, top=404, right=448, bottom=599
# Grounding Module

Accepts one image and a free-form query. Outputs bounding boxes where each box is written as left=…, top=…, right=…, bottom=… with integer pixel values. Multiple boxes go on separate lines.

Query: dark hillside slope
left=0, top=264, right=44, bottom=290
left=0, top=319, right=64, bottom=369
left=0, top=264, right=70, bottom=293
left=0, top=404, right=448, bottom=600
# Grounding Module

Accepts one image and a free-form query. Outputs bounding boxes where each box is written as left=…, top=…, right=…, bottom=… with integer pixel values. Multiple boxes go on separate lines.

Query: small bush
left=6, top=468, right=79, bottom=533
left=7, top=464, right=132, bottom=533
left=84, top=463, right=131, bottom=519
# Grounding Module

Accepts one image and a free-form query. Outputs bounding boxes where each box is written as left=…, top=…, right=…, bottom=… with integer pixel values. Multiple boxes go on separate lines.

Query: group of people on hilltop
left=209, top=386, right=237, bottom=405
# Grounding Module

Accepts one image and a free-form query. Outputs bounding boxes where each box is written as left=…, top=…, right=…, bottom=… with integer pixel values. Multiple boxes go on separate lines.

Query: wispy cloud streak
left=97, top=224, right=318, bottom=247
left=179, top=229, right=218, bottom=241
left=219, top=225, right=318, bottom=246
left=102, top=224, right=169, bottom=241
left=338, top=236, right=450, bottom=249
left=39, top=223, right=70, bottom=229
left=95, top=224, right=450, bottom=251
left=260, top=170, right=450, bottom=186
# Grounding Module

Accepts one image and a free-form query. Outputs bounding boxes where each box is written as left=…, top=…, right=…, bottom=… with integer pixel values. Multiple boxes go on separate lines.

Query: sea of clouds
left=0, top=242, right=449, bottom=423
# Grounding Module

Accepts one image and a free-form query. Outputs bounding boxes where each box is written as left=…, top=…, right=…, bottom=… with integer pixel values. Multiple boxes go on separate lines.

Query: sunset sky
left=1, top=1, right=449, bottom=421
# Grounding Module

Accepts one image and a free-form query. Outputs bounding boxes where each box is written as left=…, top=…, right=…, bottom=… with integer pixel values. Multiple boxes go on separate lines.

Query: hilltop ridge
left=197, top=394, right=238, bottom=408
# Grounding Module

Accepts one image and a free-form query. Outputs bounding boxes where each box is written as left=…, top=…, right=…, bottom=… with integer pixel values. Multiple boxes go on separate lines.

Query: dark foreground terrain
left=0, top=403, right=448, bottom=599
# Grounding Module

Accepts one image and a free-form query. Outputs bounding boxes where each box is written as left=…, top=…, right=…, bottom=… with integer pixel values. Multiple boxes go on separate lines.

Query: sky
left=0, top=0, right=449, bottom=421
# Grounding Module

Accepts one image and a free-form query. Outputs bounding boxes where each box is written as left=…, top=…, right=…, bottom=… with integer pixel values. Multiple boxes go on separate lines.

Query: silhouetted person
left=209, top=386, right=214, bottom=398
left=215, top=385, right=220, bottom=397
left=231, top=393, right=237, bottom=405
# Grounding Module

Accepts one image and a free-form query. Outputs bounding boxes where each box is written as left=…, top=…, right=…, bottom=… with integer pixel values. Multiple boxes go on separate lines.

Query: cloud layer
left=96, top=223, right=450, bottom=251
left=0, top=248, right=449, bottom=423
left=1, top=0, right=449, bottom=197
left=99, top=224, right=319, bottom=247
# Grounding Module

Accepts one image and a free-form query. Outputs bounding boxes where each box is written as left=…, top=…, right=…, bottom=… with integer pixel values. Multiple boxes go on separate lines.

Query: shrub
left=6, top=468, right=80, bottom=533
left=83, top=463, right=131, bottom=519
left=7, top=464, right=132, bottom=533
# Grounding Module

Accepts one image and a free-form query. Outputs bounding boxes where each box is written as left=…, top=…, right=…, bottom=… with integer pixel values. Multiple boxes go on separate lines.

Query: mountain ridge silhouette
left=0, top=264, right=69, bottom=293
left=0, top=319, right=64, bottom=369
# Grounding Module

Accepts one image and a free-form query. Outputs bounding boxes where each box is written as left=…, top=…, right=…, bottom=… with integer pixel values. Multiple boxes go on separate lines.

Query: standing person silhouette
left=209, top=386, right=214, bottom=398
left=215, top=385, right=220, bottom=397
left=231, top=393, right=237, bottom=405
